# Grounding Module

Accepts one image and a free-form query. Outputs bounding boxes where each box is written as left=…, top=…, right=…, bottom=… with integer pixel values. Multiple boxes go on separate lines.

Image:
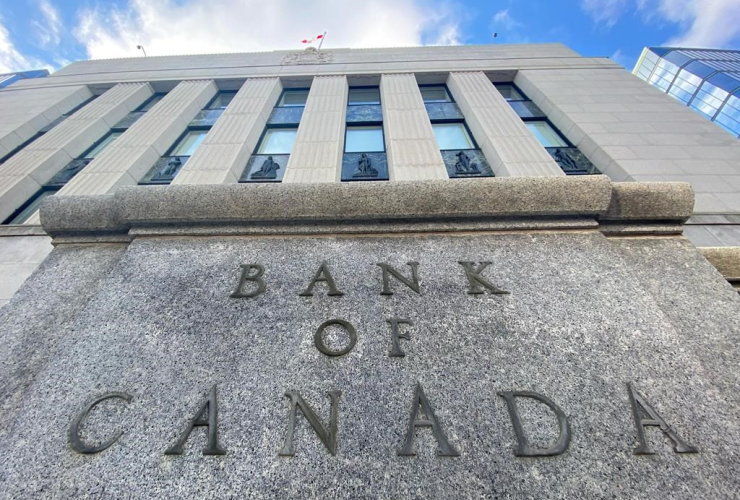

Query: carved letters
left=627, top=383, right=698, bottom=454
left=165, top=385, right=226, bottom=456
left=69, top=392, right=132, bottom=454
left=279, top=391, right=341, bottom=456
left=69, top=383, right=699, bottom=459
left=66, top=259, right=700, bottom=462
left=230, top=261, right=509, bottom=297
left=397, top=383, right=460, bottom=457
left=498, top=391, right=571, bottom=456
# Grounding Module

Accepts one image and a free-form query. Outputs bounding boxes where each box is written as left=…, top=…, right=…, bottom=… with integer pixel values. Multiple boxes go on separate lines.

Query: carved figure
left=251, top=156, right=280, bottom=179
left=552, top=148, right=579, bottom=172
left=161, top=157, right=182, bottom=177
left=454, top=151, right=480, bottom=174
left=353, top=153, right=378, bottom=178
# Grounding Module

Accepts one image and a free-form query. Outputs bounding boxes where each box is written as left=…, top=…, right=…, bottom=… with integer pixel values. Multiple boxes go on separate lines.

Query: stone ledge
left=699, top=247, right=740, bottom=281
left=38, top=176, right=694, bottom=239
left=40, top=194, right=124, bottom=237
left=601, top=182, right=694, bottom=222
left=0, top=225, right=47, bottom=237
left=117, top=175, right=612, bottom=224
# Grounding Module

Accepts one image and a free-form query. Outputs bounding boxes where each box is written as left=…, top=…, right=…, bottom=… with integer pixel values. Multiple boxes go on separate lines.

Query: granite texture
left=602, top=182, right=694, bottom=222
left=0, top=244, right=127, bottom=424
left=0, top=232, right=739, bottom=498
left=699, top=247, right=740, bottom=279
left=39, top=194, right=123, bottom=236
left=39, top=176, right=614, bottom=237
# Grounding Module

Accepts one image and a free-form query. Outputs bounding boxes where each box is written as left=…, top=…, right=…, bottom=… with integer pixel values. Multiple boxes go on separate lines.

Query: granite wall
left=0, top=177, right=738, bottom=499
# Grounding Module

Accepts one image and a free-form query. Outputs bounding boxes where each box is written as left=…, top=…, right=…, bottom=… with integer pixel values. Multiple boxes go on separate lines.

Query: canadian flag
left=301, top=33, right=324, bottom=44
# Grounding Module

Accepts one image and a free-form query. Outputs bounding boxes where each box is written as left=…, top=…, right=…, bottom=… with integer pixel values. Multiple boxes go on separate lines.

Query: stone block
left=602, top=182, right=694, bottom=221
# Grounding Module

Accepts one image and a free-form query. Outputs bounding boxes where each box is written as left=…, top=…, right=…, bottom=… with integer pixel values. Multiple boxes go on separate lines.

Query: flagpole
left=317, top=31, right=327, bottom=52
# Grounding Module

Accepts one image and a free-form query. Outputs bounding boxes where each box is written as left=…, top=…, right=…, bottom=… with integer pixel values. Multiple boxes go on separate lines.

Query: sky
left=0, top=0, right=739, bottom=75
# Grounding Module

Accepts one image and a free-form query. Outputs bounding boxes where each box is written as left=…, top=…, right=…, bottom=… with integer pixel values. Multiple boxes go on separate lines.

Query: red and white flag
left=301, top=33, right=324, bottom=44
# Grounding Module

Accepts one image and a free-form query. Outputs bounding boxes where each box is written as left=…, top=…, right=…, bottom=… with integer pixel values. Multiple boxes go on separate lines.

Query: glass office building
left=0, top=69, right=49, bottom=88
left=633, top=47, right=740, bottom=138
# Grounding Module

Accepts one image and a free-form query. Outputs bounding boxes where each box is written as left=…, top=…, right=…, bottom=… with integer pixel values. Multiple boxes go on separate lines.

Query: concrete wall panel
left=0, top=83, right=151, bottom=222
left=61, top=80, right=216, bottom=195
left=283, top=76, right=347, bottom=184
left=515, top=68, right=740, bottom=213
left=381, top=73, right=446, bottom=181
left=174, top=78, right=281, bottom=185
left=0, top=85, right=91, bottom=160
left=447, top=71, right=564, bottom=177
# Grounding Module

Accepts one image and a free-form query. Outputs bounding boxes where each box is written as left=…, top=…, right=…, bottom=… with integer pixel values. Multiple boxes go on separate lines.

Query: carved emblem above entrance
left=281, top=47, right=334, bottom=65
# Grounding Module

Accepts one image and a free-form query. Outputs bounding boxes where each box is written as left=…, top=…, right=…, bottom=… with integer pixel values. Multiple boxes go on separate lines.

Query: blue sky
left=1, top=0, right=739, bottom=74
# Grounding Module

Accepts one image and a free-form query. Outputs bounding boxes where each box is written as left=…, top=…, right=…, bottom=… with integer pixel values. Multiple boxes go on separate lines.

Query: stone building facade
left=1, top=44, right=739, bottom=498
left=1, top=44, right=739, bottom=304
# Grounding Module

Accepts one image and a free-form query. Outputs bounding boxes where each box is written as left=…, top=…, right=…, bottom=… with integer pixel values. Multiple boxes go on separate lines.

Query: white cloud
left=492, top=9, right=522, bottom=31
left=582, top=0, right=740, bottom=47
left=580, top=0, right=629, bottom=28
left=0, top=19, right=38, bottom=73
left=31, top=0, right=62, bottom=48
left=641, top=0, right=740, bottom=48
left=73, top=0, right=463, bottom=60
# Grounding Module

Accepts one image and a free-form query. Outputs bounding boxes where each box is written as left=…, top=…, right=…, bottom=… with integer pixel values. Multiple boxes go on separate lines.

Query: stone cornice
left=38, top=176, right=694, bottom=242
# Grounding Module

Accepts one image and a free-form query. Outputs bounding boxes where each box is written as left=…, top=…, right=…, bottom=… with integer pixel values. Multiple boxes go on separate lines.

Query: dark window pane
left=209, top=92, right=237, bottom=109
left=139, top=94, right=166, bottom=112
left=279, top=90, right=310, bottom=107
left=420, top=86, right=451, bottom=103
left=348, top=88, right=380, bottom=105
left=432, top=123, right=474, bottom=150
left=83, top=132, right=122, bottom=159
left=7, top=189, right=57, bottom=224
left=345, top=126, right=384, bottom=152
left=494, top=84, right=525, bottom=101
left=257, top=128, right=298, bottom=154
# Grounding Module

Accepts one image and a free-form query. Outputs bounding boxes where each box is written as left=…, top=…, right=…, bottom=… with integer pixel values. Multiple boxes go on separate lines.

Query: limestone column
left=447, top=72, right=564, bottom=177
left=380, top=74, right=447, bottom=181
left=174, top=78, right=282, bottom=185
left=0, top=85, right=92, bottom=162
left=62, top=80, right=217, bottom=195
left=0, top=82, right=152, bottom=222
left=283, top=76, right=347, bottom=183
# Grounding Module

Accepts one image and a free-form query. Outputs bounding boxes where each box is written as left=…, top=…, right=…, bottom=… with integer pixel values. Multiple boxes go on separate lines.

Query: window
left=690, top=81, right=728, bottom=119
left=257, top=128, right=298, bottom=155
left=432, top=123, right=474, bottom=150
left=526, top=122, right=569, bottom=148
left=208, top=92, right=237, bottom=110
left=715, top=94, right=740, bottom=136
left=5, top=188, right=58, bottom=225
left=83, top=132, right=122, bottom=159
left=278, top=90, right=310, bottom=107
left=494, top=84, right=525, bottom=101
left=348, top=88, right=380, bottom=105
left=171, top=130, right=208, bottom=157
left=420, top=86, right=452, bottom=103
left=138, top=94, right=166, bottom=112
left=345, top=126, right=384, bottom=153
